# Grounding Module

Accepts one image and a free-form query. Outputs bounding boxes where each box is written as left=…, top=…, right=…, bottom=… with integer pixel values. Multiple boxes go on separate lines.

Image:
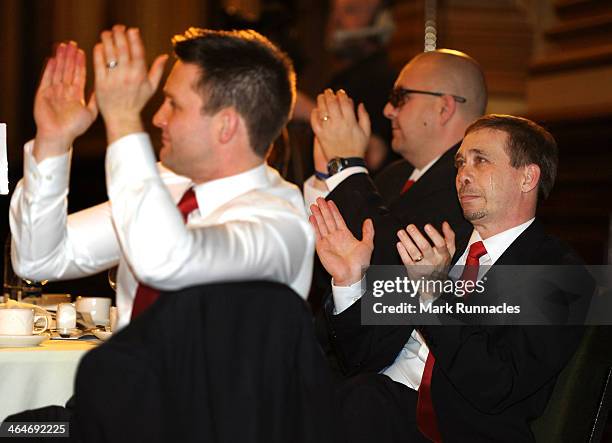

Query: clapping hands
left=310, top=195, right=456, bottom=299
left=33, top=24, right=168, bottom=159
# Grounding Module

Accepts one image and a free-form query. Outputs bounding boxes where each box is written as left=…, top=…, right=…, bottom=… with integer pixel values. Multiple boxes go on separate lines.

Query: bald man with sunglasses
left=306, top=49, right=487, bottom=266
left=303, top=51, right=490, bottom=409
left=304, top=50, right=487, bottom=312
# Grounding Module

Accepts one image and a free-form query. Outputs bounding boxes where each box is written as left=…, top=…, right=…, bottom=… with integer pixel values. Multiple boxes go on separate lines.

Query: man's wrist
left=104, top=116, right=144, bottom=145
left=334, top=269, right=364, bottom=287
left=327, top=157, right=367, bottom=176
left=334, top=278, right=359, bottom=287
left=323, top=146, right=367, bottom=159
left=33, top=134, right=72, bottom=162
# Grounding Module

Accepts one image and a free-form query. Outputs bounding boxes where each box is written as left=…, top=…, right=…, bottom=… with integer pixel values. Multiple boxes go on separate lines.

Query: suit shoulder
left=375, top=159, right=413, bottom=179
left=536, top=233, right=586, bottom=265
left=373, top=160, right=414, bottom=193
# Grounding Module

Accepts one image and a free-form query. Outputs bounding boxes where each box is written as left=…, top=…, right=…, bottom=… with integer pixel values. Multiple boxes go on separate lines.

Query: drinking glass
left=3, top=235, right=21, bottom=302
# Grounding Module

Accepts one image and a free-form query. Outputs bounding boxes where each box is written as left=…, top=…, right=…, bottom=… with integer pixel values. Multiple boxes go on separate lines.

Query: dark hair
left=465, top=114, right=558, bottom=200
left=172, top=28, right=296, bottom=157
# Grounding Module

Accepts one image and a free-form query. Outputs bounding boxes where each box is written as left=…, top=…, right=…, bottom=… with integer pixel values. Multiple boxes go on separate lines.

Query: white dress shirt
left=331, top=218, right=535, bottom=390
left=10, top=134, right=314, bottom=329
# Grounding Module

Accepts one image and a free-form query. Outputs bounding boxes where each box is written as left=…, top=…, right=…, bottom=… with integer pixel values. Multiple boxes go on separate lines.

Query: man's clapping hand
left=93, top=24, right=168, bottom=144
left=309, top=197, right=374, bottom=286
left=33, top=41, right=98, bottom=162
left=310, top=89, right=371, bottom=160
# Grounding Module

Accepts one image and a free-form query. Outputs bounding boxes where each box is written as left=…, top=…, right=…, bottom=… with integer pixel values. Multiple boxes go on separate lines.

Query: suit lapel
left=389, top=143, right=461, bottom=209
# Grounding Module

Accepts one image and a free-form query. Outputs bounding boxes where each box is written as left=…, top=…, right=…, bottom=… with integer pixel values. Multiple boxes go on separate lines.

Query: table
left=0, top=338, right=99, bottom=421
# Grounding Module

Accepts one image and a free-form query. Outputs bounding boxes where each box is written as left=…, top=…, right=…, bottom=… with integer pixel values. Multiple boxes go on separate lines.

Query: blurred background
left=1, top=0, right=611, bottom=298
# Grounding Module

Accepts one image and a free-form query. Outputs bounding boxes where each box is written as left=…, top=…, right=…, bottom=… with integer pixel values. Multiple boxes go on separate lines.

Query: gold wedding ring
left=106, top=60, right=118, bottom=69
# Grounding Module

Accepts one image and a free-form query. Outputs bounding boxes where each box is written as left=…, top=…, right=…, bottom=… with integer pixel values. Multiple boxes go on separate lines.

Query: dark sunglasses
left=388, top=87, right=467, bottom=108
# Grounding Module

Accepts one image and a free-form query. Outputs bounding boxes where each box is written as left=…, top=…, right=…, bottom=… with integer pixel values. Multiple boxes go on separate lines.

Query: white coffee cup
left=75, top=297, right=112, bottom=326
left=0, top=308, right=49, bottom=335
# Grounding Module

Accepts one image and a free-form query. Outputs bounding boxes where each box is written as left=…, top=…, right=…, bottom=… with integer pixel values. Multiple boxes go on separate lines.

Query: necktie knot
left=177, top=188, right=198, bottom=222
left=467, top=241, right=487, bottom=261
left=460, top=240, right=487, bottom=284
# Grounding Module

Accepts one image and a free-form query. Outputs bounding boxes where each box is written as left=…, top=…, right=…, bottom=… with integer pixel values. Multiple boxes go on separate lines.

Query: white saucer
left=93, top=330, right=112, bottom=341
left=0, top=334, right=49, bottom=348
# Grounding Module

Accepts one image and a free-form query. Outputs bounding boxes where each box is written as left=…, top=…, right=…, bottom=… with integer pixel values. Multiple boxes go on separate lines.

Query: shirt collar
left=408, top=155, right=441, bottom=182
left=191, top=162, right=268, bottom=218
left=449, top=218, right=535, bottom=281
left=463, top=218, right=536, bottom=265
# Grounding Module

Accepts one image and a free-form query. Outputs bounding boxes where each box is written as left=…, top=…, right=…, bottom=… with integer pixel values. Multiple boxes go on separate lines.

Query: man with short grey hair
left=310, top=114, right=588, bottom=442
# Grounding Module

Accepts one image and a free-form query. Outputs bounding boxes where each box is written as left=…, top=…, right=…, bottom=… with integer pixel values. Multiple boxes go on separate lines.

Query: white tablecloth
left=0, top=338, right=99, bottom=421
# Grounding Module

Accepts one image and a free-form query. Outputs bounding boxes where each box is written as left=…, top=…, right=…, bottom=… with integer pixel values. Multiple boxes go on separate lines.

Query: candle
left=57, top=303, right=77, bottom=330
left=0, top=123, right=7, bottom=195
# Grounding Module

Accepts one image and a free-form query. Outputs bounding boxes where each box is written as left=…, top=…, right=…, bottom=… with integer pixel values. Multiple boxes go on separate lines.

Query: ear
left=438, top=94, right=457, bottom=126
left=215, top=107, right=240, bottom=145
left=521, top=164, right=540, bottom=194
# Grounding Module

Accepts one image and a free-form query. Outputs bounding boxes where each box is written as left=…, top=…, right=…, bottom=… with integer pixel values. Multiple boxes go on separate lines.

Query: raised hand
left=33, top=41, right=98, bottom=161
left=310, top=89, right=371, bottom=160
left=309, top=197, right=374, bottom=286
left=396, top=222, right=456, bottom=283
left=93, top=24, right=168, bottom=144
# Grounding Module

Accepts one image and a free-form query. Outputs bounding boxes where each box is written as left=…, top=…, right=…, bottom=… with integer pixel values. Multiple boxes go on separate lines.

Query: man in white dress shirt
left=10, top=26, right=313, bottom=328
left=310, top=115, right=587, bottom=442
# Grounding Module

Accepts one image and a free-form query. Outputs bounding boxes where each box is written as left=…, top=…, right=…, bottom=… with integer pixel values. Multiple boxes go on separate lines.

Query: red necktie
left=130, top=188, right=198, bottom=319
left=417, top=241, right=488, bottom=442
left=459, top=241, right=487, bottom=284
left=401, top=179, right=415, bottom=194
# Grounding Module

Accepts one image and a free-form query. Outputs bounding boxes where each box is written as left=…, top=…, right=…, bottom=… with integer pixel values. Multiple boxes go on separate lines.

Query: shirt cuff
left=106, top=132, right=160, bottom=199
left=23, top=140, right=72, bottom=199
left=303, top=175, right=329, bottom=213
left=331, top=276, right=366, bottom=314
left=325, top=166, right=368, bottom=192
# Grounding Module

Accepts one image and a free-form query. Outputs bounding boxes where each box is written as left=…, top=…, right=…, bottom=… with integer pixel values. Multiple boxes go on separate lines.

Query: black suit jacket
left=73, top=281, right=333, bottom=443
left=309, top=145, right=471, bottom=311
left=328, top=143, right=472, bottom=266
left=327, top=221, right=592, bottom=442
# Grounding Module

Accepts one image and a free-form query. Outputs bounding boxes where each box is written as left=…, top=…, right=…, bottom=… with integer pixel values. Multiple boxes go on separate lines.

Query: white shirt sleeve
left=325, top=166, right=368, bottom=191
left=331, top=276, right=366, bottom=314
left=9, top=141, right=120, bottom=281
left=106, top=133, right=313, bottom=292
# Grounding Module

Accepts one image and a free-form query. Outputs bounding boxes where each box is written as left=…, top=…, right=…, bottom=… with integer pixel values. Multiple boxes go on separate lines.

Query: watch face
left=327, top=158, right=343, bottom=176
left=328, top=157, right=365, bottom=175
